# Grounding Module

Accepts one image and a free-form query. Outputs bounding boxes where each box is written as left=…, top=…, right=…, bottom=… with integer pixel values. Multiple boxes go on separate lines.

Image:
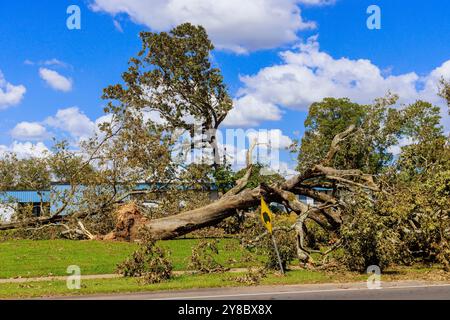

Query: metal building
left=0, top=190, right=50, bottom=221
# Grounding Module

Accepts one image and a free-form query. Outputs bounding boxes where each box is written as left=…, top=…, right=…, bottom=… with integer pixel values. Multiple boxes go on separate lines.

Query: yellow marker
left=260, top=196, right=284, bottom=274
left=260, top=197, right=273, bottom=234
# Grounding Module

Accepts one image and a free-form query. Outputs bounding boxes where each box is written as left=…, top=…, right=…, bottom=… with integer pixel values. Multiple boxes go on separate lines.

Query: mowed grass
left=0, top=239, right=250, bottom=279
left=0, top=270, right=357, bottom=299
left=0, top=264, right=446, bottom=299
left=0, top=240, right=447, bottom=299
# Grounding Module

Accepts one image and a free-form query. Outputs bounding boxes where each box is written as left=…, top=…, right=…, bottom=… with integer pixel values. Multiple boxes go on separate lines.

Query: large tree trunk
left=145, top=187, right=260, bottom=239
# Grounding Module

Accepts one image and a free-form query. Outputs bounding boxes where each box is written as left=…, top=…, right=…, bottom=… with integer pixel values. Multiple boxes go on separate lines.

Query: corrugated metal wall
left=0, top=191, right=50, bottom=203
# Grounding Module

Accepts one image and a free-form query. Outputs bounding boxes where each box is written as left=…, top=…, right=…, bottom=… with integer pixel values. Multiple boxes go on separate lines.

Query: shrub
left=263, top=229, right=297, bottom=271
left=117, top=232, right=173, bottom=284
left=339, top=200, right=402, bottom=272
left=239, top=214, right=296, bottom=271
left=188, top=239, right=227, bottom=273
left=234, top=267, right=267, bottom=285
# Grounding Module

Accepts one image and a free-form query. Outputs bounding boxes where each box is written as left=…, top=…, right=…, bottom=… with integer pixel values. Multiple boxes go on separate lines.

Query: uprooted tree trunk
left=101, top=202, right=149, bottom=241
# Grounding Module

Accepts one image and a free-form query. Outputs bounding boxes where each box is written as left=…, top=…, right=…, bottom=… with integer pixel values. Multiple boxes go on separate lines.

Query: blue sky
left=0, top=0, right=449, bottom=174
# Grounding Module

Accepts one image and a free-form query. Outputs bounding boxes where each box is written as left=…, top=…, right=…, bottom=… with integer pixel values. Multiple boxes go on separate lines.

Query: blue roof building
left=0, top=191, right=50, bottom=203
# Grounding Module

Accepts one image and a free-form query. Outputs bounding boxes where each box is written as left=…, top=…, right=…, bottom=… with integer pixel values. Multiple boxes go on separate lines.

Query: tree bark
left=145, top=187, right=261, bottom=239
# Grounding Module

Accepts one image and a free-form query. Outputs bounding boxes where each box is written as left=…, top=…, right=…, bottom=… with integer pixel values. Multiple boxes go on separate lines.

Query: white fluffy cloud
left=10, top=122, right=49, bottom=141
left=8, top=108, right=165, bottom=150
left=0, top=141, right=49, bottom=159
left=247, top=129, right=292, bottom=149
left=89, top=0, right=328, bottom=53
left=222, top=95, right=283, bottom=127
left=39, top=68, right=73, bottom=92
left=4, top=108, right=96, bottom=157
left=45, top=107, right=95, bottom=139
left=228, top=36, right=450, bottom=127
left=0, top=71, right=26, bottom=110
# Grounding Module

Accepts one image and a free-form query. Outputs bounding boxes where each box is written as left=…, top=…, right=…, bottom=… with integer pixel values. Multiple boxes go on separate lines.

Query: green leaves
left=188, top=239, right=226, bottom=274
left=104, top=23, right=232, bottom=134
left=117, top=234, right=173, bottom=284
left=296, top=96, right=400, bottom=175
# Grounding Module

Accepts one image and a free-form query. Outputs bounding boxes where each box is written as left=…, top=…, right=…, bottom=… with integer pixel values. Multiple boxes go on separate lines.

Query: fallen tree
left=0, top=126, right=373, bottom=248
left=98, top=125, right=376, bottom=267
left=142, top=126, right=378, bottom=259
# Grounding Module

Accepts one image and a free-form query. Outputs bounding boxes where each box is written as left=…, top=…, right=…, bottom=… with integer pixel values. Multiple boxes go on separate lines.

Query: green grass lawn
left=0, top=239, right=253, bottom=279
left=0, top=270, right=361, bottom=299
left=3, top=265, right=447, bottom=299
left=0, top=239, right=448, bottom=299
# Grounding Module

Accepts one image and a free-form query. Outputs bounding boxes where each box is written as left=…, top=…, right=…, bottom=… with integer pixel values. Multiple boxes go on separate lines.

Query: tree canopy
left=102, top=23, right=233, bottom=167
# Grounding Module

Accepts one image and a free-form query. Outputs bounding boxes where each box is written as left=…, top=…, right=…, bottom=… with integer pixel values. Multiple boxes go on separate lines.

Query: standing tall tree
left=295, top=95, right=402, bottom=175
left=102, top=23, right=233, bottom=168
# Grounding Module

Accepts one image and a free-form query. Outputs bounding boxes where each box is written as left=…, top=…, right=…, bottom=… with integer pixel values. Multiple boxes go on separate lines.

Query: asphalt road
left=56, top=281, right=450, bottom=300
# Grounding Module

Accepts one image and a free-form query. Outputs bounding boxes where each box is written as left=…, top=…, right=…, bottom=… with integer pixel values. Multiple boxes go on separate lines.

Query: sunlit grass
left=0, top=239, right=251, bottom=279
left=0, top=269, right=353, bottom=299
